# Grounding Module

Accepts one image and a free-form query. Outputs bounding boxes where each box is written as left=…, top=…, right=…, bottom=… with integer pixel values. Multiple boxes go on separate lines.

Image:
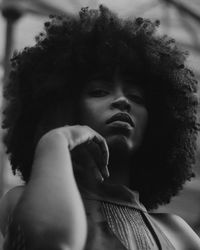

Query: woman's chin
left=106, top=134, right=134, bottom=154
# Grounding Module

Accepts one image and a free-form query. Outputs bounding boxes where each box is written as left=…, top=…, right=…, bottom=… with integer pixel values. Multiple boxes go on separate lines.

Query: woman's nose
left=111, top=96, right=131, bottom=112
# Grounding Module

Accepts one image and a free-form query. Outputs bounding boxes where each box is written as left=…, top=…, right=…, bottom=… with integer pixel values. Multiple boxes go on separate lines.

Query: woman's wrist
left=35, top=130, right=69, bottom=156
left=30, top=130, right=74, bottom=180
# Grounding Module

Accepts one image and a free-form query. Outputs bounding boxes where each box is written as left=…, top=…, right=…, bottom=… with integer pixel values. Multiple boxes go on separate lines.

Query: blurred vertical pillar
left=0, top=1, right=21, bottom=197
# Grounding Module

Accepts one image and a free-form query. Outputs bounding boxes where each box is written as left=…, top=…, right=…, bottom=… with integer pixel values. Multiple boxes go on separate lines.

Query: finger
left=71, top=145, right=89, bottom=169
left=72, top=161, right=82, bottom=176
left=71, top=145, right=104, bottom=183
left=86, top=139, right=109, bottom=179
left=94, top=167, right=104, bottom=183
left=92, top=136, right=109, bottom=178
left=73, top=161, right=104, bottom=184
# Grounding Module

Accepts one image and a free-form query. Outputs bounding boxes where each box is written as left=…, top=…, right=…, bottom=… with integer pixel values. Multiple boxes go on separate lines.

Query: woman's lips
left=107, top=120, right=133, bottom=130
left=106, top=112, right=135, bottom=128
left=105, top=113, right=135, bottom=135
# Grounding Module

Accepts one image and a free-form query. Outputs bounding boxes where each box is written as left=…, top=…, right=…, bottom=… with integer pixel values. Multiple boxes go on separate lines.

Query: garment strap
left=141, top=212, right=176, bottom=250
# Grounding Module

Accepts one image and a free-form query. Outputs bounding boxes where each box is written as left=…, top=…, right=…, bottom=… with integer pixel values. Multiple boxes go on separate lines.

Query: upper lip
left=106, top=113, right=135, bottom=127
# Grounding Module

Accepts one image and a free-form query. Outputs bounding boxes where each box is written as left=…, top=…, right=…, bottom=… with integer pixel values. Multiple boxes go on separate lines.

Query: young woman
left=0, top=6, right=200, bottom=250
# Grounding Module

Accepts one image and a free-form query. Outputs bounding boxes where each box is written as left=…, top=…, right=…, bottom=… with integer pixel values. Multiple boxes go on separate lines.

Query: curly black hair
left=2, top=5, right=199, bottom=210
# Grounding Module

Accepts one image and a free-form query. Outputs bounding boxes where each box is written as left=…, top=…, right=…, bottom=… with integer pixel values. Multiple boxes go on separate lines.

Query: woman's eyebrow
left=86, top=77, right=145, bottom=93
left=122, top=78, right=145, bottom=91
left=87, top=79, right=113, bottom=88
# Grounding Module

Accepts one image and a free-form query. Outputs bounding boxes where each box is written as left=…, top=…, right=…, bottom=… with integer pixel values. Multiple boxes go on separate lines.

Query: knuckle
left=72, top=124, right=81, bottom=130
left=83, top=125, right=92, bottom=131
left=45, top=128, right=62, bottom=137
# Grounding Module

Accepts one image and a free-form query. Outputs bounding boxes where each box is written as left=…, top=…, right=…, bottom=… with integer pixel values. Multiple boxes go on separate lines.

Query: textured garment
left=80, top=184, right=176, bottom=250
left=101, top=202, right=158, bottom=249
left=3, top=184, right=176, bottom=250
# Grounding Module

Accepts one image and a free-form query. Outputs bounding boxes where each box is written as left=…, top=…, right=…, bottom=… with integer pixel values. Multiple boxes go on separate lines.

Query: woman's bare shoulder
left=0, top=185, right=25, bottom=236
left=150, top=212, right=200, bottom=250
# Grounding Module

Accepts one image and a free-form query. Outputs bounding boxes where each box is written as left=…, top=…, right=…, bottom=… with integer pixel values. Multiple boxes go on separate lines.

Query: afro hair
left=2, top=5, right=199, bottom=210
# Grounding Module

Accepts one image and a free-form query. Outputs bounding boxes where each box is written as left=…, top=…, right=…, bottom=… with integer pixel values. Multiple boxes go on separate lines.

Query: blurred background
left=0, top=0, right=200, bottom=247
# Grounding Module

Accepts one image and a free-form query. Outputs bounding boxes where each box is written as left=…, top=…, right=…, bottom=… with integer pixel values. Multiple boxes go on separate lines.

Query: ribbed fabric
left=101, top=202, right=158, bottom=250
left=80, top=184, right=176, bottom=250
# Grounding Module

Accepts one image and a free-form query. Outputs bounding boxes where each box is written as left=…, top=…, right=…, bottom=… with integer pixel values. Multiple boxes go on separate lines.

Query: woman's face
left=79, top=74, right=148, bottom=154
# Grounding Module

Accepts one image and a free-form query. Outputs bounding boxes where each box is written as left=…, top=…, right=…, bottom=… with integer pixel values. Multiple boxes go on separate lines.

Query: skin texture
left=79, top=74, right=148, bottom=152
left=78, top=73, right=148, bottom=186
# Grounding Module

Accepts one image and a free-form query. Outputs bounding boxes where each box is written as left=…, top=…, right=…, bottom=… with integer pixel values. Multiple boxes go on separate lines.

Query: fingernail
left=98, top=175, right=104, bottom=182
left=96, top=171, right=104, bottom=182
left=102, top=165, right=109, bottom=178
left=106, top=168, right=110, bottom=178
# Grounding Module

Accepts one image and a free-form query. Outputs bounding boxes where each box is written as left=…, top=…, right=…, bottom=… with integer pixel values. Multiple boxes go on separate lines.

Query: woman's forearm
left=11, top=132, right=87, bottom=250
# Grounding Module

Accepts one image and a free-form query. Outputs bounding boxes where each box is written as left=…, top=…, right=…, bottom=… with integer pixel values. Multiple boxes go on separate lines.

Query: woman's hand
left=39, top=125, right=110, bottom=186
left=5, top=125, right=91, bottom=250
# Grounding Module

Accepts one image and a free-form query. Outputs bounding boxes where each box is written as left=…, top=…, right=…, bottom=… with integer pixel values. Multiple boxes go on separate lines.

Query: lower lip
left=107, top=121, right=133, bottom=130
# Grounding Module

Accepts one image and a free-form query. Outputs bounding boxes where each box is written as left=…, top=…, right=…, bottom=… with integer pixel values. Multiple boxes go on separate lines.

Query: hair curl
left=2, top=5, right=199, bottom=210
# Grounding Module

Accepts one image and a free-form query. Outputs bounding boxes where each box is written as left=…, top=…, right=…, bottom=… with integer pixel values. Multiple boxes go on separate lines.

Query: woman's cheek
left=137, top=109, right=148, bottom=137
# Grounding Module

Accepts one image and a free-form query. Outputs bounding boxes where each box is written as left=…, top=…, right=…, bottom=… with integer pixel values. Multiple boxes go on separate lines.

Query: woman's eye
left=89, top=89, right=109, bottom=97
left=128, top=94, right=145, bottom=105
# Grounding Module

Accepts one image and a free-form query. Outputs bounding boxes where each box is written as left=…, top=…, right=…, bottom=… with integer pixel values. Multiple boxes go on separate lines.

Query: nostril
left=111, top=98, right=131, bottom=111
